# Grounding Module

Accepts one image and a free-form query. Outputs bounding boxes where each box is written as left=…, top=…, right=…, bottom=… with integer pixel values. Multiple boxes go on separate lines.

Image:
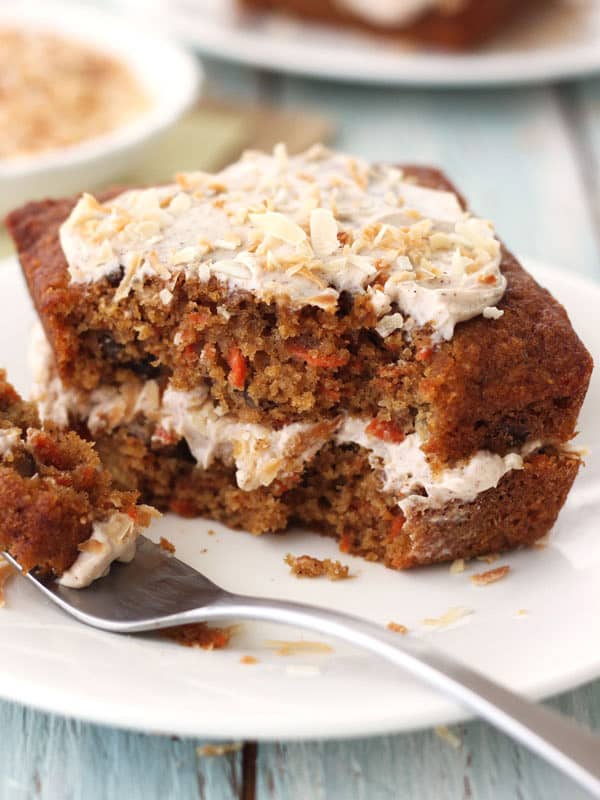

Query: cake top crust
left=60, top=144, right=505, bottom=341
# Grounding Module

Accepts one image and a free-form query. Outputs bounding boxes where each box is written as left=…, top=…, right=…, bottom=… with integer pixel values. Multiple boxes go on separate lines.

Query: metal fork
left=3, top=536, right=599, bottom=797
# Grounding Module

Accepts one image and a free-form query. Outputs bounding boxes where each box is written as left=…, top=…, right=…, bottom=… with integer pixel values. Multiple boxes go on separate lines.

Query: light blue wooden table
left=1, top=56, right=599, bottom=800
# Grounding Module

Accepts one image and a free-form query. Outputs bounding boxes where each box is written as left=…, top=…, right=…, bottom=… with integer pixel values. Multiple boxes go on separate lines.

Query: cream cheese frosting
left=59, top=511, right=148, bottom=589
left=29, top=323, right=161, bottom=434
left=0, top=427, right=22, bottom=459
left=160, top=386, right=334, bottom=492
left=334, top=0, right=467, bottom=26
left=30, top=328, right=534, bottom=519
left=59, top=144, right=505, bottom=342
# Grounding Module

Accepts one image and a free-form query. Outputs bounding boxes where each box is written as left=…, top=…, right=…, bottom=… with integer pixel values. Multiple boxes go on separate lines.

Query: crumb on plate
left=450, top=558, right=465, bottom=574
left=240, top=655, right=259, bottom=665
left=197, top=742, right=243, bottom=758
left=265, top=640, right=333, bottom=656
left=387, top=621, right=408, bottom=634
left=159, top=536, right=176, bottom=554
left=284, top=553, right=352, bottom=580
left=161, top=623, right=233, bottom=650
left=0, top=558, right=16, bottom=608
left=422, top=606, right=472, bottom=629
left=435, top=725, right=462, bottom=749
left=470, top=565, right=510, bottom=586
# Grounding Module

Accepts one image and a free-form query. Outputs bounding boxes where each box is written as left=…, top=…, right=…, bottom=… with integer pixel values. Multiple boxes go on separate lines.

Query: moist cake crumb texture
left=0, top=370, right=156, bottom=582
left=5, top=143, right=592, bottom=573
left=285, top=553, right=352, bottom=580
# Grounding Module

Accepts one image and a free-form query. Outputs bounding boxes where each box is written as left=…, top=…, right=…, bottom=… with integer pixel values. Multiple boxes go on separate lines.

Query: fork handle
left=200, top=593, right=600, bottom=798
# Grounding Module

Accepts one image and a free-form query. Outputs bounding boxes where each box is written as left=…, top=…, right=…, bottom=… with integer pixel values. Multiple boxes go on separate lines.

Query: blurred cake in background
left=239, top=0, right=541, bottom=50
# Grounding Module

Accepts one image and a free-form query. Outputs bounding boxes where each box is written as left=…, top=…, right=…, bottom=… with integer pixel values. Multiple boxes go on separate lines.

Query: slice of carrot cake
left=0, top=370, right=156, bottom=586
left=238, top=0, right=536, bottom=51
left=6, top=144, right=592, bottom=569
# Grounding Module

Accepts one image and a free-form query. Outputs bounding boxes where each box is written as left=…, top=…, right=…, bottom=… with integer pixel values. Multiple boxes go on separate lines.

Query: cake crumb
left=240, top=655, right=259, bottom=665
left=450, top=558, right=465, bottom=574
left=422, top=606, right=472, bottom=629
left=0, top=558, right=16, bottom=608
left=265, top=640, right=333, bottom=656
left=207, top=529, right=216, bottom=536
left=477, top=553, right=500, bottom=564
left=162, top=623, right=232, bottom=650
left=159, top=536, right=176, bottom=554
left=470, top=565, right=510, bottom=586
left=387, top=622, right=408, bottom=634
left=197, top=742, right=242, bottom=758
left=435, top=725, right=462, bottom=749
left=284, top=553, right=352, bottom=581
left=517, top=608, right=528, bottom=616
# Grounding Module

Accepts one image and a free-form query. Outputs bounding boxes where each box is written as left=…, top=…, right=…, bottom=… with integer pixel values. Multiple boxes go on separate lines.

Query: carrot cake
left=238, top=0, right=535, bottom=50
left=6, top=144, right=592, bottom=569
left=0, top=370, right=156, bottom=586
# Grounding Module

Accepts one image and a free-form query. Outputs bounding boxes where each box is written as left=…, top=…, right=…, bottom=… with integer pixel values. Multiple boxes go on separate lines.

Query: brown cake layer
left=0, top=371, right=151, bottom=575
left=6, top=168, right=592, bottom=467
left=90, top=418, right=580, bottom=569
left=239, top=0, right=533, bottom=50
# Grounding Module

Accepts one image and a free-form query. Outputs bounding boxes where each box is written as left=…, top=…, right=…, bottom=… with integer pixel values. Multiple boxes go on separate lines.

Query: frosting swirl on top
left=334, top=0, right=468, bottom=27
left=60, top=143, right=505, bottom=341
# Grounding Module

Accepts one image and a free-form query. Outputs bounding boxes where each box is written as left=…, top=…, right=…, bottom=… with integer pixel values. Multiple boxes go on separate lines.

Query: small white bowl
left=0, top=1, right=201, bottom=217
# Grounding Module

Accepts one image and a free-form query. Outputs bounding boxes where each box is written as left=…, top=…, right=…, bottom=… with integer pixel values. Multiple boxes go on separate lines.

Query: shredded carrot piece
left=339, top=532, right=352, bottom=553
left=365, top=419, right=405, bottom=443
left=415, top=346, right=434, bottom=362
left=388, top=514, right=406, bottom=541
left=288, top=344, right=348, bottom=369
left=227, top=346, right=247, bottom=390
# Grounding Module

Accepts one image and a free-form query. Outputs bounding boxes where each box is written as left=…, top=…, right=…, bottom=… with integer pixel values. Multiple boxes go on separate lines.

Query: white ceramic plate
left=0, top=256, right=598, bottom=740
left=120, top=0, right=600, bottom=87
left=0, top=1, right=201, bottom=216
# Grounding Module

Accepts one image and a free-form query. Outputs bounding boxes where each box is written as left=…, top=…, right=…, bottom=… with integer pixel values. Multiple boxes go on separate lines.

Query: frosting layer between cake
left=31, top=326, right=532, bottom=519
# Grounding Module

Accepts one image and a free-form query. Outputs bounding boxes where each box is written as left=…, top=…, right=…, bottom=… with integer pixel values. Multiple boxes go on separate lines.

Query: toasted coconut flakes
left=285, top=553, right=352, bottom=581
left=0, top=559, right=16, bottom=608
left=375, top=312, right=404, bottom=338
left=435, top=726, right=462, bottom=749
left=159, top=536, right=176, bottom=554
left=265, top=640, right=333, bottom=656
left=171, top=245, right=204, bottom=266
left=476, top=553, right=500, bottom=564
left=482, top=306, right=504, bottom=320
left=197, top=742, right=243, bottom=758
left=470, top=565, right=510, bottom=586
left=387, top=622, right=408, bottom=634
left=240, top=655, right=259, bottom=665
left=450, top=558, right=465, bottom=574
left=214, top=235, right=242, bottom=250
left=211, top=261, right=252, bottom=280
left=169, top=192, right=192, bottom=215
left=422, top=606, right=473, bottom=629
left=249, top=211, right=306, bottom=245
left=310, top=208, right=339, bottom=258
left=159, top=288, right=173, bottom=305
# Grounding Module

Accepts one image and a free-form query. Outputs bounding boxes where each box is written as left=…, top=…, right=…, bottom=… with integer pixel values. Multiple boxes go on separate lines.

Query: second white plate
left=120, top=0, right=600, bottom=86
left=0, top=255, right=598, bottom=740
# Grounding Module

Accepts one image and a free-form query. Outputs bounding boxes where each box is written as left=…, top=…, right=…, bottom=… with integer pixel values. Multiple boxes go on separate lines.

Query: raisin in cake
left=0, top=370, right=156, bottom=586
left=239, top=0, right=534, bottom=50
left=6, top=144, right=592, bottom=569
